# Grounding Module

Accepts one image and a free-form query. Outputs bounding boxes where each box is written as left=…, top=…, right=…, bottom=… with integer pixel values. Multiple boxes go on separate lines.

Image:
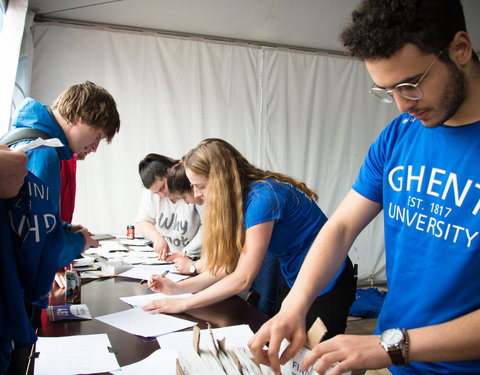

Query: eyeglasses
left=369, top=51, right=442, bottom=104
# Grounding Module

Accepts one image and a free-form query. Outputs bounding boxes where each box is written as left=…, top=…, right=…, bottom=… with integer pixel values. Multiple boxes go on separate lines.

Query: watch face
left=381, top=328, right=403, bottom=345
left=189, top=264, right=196, bottom=274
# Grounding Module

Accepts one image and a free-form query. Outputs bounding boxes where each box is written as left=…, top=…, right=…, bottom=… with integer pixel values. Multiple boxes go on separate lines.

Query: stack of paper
left=34, top=334, right=120, bottom=375
left=175, top=324, right=275, bottom=375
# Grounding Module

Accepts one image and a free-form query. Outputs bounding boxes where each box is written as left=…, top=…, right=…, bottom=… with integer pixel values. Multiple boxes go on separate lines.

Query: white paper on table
left=118, top=264, right=189, bottom=282
left=98, top=241, right=129, bottom=251
left=128, top=245, right=156, bottom=252
left=34, top=333, right=120, bottom=375
left=11, top=137, right=64, bottom=153
left=141, top=257, right=178, bottom=265
left=110, top=348, right=177, bottom=375
left=92, top=250, right=127, bottom=260
left=157, top=324, right=255, bottom=351
left=122, top=253, right=157, bottom=264
left=72, top=256, right=95, bottom=268
left=95, top=307, right=196, bottom=337
left=120, top=293, right=193, bottom=308
left=120, top=238, right=152, bottom=246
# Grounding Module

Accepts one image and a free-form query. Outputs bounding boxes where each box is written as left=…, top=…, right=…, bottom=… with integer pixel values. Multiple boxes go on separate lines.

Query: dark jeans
left=277, top=257, right=357, bottom=341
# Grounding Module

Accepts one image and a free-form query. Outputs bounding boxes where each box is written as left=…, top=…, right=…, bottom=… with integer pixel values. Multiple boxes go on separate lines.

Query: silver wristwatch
left=189, top=262, right=196, bottom=275
left=380, top=328, right=405, bottom=366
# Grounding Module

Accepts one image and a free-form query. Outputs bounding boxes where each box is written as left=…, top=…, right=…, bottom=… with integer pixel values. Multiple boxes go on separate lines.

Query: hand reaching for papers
left=248, top=307, right=308, bottom=375
left=152, top=234, right=171, bottom=260
left=70, top=224, right=99, bottom=250
left=299, top=334, right=388, bottom=375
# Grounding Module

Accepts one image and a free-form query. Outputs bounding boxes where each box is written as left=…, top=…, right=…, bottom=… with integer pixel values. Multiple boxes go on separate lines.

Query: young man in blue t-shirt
left=249, top=1, right=480, bottom=374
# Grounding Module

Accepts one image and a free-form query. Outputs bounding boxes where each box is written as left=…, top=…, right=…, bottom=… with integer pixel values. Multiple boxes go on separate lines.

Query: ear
left=448, top=31, right=473, bottom=67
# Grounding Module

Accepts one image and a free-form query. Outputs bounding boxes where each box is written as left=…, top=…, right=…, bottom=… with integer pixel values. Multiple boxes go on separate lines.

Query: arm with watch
left=248, top=191, right=480, bottom=374
left=172, top=254, right=201, bottom=275
left=300, top=310, right=480, bottom=374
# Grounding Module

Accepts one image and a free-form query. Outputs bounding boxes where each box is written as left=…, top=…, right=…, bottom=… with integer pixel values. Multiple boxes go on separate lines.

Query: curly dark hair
left=340, top=0, right=469, bottom=60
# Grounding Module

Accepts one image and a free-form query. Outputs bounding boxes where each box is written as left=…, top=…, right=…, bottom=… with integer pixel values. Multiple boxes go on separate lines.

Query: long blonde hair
left=183, top=138, right=318, bottom=275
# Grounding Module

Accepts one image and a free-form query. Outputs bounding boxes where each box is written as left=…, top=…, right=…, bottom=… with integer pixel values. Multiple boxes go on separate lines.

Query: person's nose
left=193, top=186, right=202, bottom=199
left=87, top=139, right=100, bottom=154
left=394, top=93, right=417, bottom=114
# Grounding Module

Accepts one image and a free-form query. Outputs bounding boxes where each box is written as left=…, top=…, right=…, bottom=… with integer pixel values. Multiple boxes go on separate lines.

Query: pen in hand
left=145, top=270, right=169, bottom=292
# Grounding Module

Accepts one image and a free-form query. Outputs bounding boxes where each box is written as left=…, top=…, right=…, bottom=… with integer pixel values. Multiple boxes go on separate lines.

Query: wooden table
left=28, top=276, right=269, bottom=373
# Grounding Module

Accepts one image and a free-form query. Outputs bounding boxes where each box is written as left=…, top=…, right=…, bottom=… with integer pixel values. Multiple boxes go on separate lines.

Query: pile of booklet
left=46, top=304, right=92, bottom=322
left=176, top=323, right=273, bottom=375
left=176, top=319, right=350, bottom=375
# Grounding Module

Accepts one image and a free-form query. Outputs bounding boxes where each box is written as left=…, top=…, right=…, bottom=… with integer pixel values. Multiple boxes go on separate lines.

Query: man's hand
left=0, top=145, right=28, bottom=199
left=70, top=224, right=99, bottom=249
left=78, top=228, right=99, bottom=250
left=302, top=334, right=389, bottom=375
left=248, top=309, right=308, bottom=374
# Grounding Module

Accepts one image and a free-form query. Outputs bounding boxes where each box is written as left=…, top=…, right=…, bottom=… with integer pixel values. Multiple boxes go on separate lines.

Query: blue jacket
left=10, top=98, right=84, bottom=266
left=0, top=172, right=64, bottom=372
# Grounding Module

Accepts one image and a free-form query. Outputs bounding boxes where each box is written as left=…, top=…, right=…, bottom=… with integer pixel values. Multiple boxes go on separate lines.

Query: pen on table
left=145, top=270, right=169, bottom=292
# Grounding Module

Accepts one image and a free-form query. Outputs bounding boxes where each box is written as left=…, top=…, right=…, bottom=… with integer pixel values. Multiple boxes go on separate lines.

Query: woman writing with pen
left=144, top=270, right=169, bottom=292
left=143, top=138, right=356, bottom=337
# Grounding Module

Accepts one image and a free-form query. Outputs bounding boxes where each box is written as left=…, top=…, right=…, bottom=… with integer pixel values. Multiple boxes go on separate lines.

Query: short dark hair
left=340, top=0, right=470, bottom=60
left=167, top=162, right=192, bottom=196
left=52, top=81, right=120, bottom=142
left=138, top=153, right=178, bottom=189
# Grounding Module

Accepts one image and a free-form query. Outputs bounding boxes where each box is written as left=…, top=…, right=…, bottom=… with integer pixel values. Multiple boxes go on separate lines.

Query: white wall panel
left=29, top=22, right=399, bottom=284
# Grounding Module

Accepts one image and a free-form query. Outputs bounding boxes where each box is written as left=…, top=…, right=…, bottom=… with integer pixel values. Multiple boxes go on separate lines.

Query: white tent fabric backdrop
left=27, top=22, right=399, bottom=285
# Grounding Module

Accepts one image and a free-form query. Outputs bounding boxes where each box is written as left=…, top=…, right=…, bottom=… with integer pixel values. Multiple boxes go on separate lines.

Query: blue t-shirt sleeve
left=353, top=115, right=412, bottom=204
left=244, top=183, right=283, bottom=229
left=353, top=140, right=385, bottom=204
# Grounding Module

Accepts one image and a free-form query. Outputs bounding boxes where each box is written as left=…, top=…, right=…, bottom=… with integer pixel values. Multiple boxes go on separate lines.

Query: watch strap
left=402, top=328, right=410, bottom=368
left=386, top=346, right=405, bottom=366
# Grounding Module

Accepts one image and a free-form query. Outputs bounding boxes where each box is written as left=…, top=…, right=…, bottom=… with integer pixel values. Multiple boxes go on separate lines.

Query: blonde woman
left=143, top=138, right=356, bottom=338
